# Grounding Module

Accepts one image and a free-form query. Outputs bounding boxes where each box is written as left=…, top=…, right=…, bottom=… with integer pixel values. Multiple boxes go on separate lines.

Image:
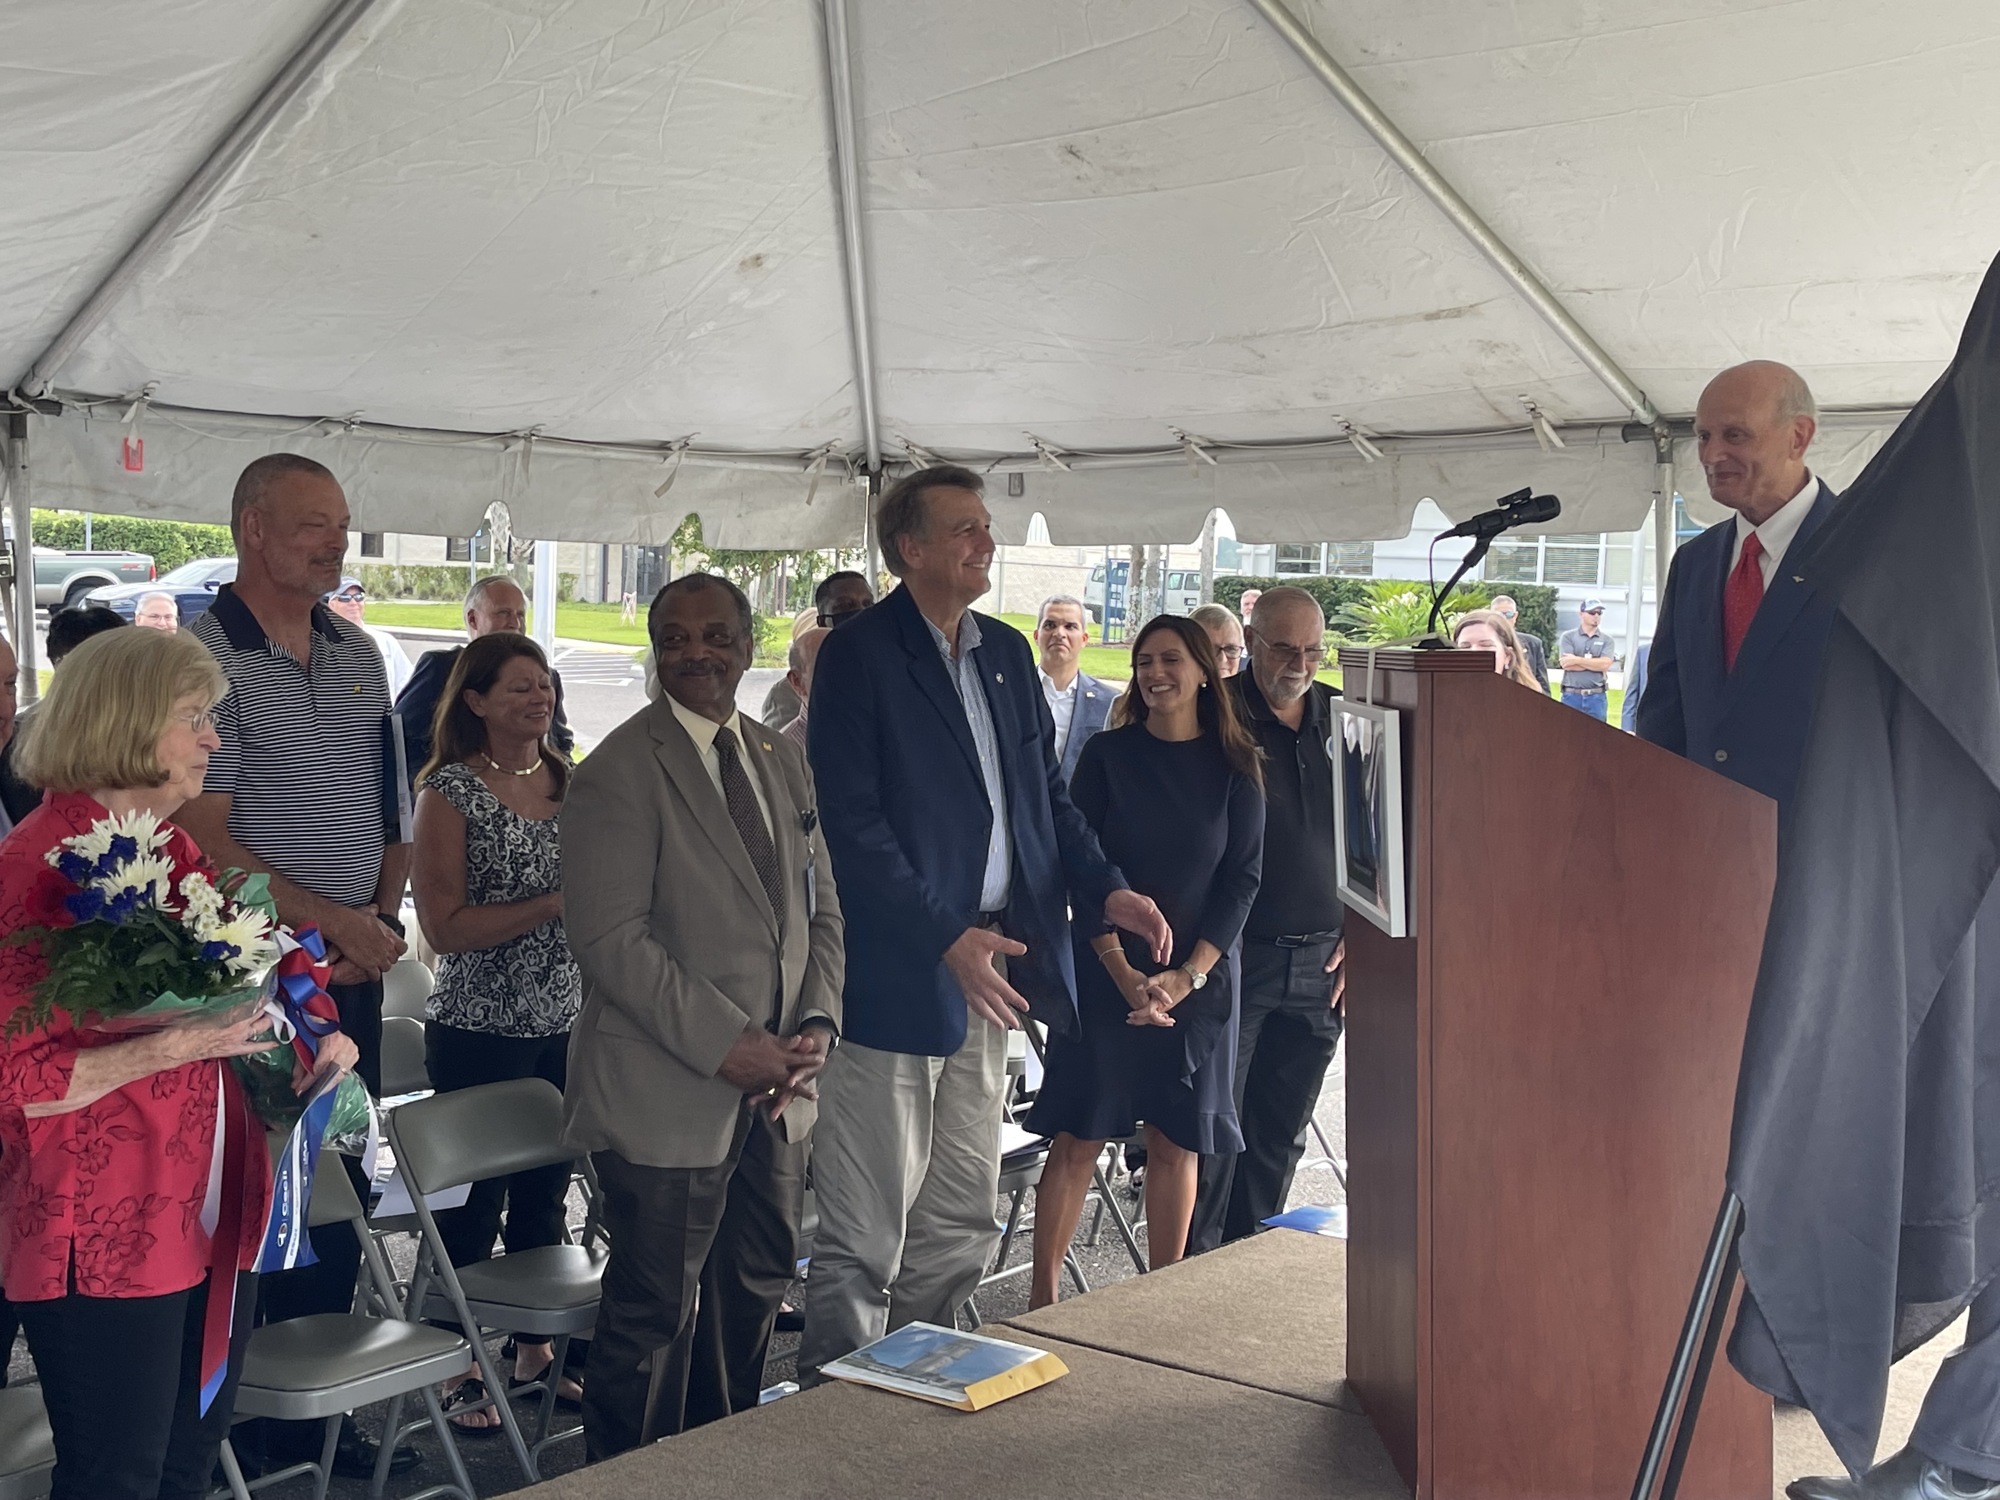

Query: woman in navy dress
left=1027, top=615, right=1264, bottom=1306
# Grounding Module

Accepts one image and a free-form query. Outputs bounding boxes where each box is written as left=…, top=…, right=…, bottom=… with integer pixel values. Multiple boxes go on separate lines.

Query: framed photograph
left=1329, top=698, right=1408, bottom=937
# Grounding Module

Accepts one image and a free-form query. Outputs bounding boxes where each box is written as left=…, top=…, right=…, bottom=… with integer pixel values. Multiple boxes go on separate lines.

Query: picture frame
left=1328, top=697, right=1408, bottom=937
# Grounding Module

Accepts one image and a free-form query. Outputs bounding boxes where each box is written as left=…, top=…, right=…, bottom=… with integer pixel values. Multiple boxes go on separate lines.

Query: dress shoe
left=1788, top=1446, right=2000, bottom=1500
left=331, top=1416, right=422, bottom=1480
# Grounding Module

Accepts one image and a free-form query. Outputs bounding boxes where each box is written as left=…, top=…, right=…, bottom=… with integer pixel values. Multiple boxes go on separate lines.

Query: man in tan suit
left=562, top=573, right=843, bottom=1458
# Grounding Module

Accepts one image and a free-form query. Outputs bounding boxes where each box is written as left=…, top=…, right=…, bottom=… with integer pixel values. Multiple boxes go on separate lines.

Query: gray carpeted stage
left=513, top=1231, right=1963, bottom=1500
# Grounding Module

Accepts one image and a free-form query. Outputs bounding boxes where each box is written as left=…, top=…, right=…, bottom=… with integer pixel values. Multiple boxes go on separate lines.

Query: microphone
left=1439, top=488, right=1561, bottom=540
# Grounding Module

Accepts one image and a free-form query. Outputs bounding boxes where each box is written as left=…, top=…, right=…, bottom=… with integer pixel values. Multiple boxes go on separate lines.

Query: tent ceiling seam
left=33, top=389, right=1909, bottom=477
left=1243, top=0, right=1665, bottom=432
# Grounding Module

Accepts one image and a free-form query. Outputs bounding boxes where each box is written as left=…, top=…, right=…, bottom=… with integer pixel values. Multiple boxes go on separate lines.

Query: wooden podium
left=1337, top=650, right=1774, bottom=1500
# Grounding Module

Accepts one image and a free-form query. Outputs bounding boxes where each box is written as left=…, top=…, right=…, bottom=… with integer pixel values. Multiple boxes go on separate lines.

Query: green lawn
left=367, top=599, right=791, bottom=663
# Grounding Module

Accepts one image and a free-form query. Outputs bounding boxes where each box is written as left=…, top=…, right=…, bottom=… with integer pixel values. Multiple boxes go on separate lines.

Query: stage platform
left=517, top=1230, right=1968, bottom=1500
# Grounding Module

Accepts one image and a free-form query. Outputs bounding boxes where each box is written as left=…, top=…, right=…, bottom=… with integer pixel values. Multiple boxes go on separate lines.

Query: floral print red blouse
left=0, top=792, right=270, bottom=1301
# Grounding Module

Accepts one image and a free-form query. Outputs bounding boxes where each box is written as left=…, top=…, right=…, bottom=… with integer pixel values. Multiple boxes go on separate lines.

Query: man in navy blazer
left=1033, top=593, right=1112, bottom=785
left=798, top=467, right=1171, bottom=1380
left=1638, top=361, right=1839, bottom=814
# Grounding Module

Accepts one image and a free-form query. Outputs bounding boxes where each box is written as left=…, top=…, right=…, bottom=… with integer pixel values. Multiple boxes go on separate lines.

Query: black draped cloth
left=1726, top=255, right=2000, bottom=1475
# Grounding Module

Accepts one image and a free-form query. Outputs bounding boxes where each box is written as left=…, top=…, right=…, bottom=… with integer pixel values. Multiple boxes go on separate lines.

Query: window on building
left=359, top=532, right=384, bottom=558
left=1326, top=542, right=1375, bottom=577
left=1541, top=540, right=1603, bottom=585
left=1274, top=543, right=1322, bottom=575
left=1672, top=495, right=1705, bottom=546
left=1486, top=539, right=1542, bottom=582
left=445, top=536, right=472, bottom=562
left=1482, top=534, right=1611, bottom=586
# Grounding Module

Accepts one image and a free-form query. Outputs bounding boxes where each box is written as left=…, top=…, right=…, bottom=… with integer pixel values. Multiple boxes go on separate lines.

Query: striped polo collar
left=206, top=582, right=344, bottom=654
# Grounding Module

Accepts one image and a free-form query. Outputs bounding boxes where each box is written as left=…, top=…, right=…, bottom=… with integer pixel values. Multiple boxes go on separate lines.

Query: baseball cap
left=1580, top=597, right=1604, bottom=614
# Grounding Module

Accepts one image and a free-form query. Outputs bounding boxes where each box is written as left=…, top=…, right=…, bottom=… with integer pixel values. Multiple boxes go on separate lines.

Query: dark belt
left=1251, top=930, right=1342, bottom=949
left=1564, top=686, right=1606, bottom=695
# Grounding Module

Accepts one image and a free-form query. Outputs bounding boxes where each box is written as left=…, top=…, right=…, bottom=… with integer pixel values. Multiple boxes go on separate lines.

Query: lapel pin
left=1792, top=575, right=1804, bottom=584
left=762, top=741, right=773, bottom=752
left=995, top=672, right=1005, bottom=683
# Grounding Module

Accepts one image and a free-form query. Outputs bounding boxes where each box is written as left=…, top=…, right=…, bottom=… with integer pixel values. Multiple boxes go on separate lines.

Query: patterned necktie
left=713, top=725, right=786, bottom=926
left=1723, top=531, right=1765, bottom=674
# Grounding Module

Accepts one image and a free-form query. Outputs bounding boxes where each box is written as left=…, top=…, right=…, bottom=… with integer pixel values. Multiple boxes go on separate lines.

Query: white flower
left=99, top=854, right=176, bottom=907
left=52, top=823, right=114, bottom=868
left=178, top=872, right=224, bottom=922
left=210, top=910, right=279, bottom=976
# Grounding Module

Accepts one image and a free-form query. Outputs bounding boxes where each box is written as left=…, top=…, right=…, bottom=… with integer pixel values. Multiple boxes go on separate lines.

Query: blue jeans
left=1562, top=689, right=1609, bottom=721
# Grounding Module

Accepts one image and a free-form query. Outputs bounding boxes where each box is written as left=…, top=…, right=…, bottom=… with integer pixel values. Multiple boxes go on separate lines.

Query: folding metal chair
left=385, top=1078, right=605, bottom=1486
left=218, top=1152, right=477, bottom=1500
left=1019, top=1027, right=1149, bottom=1276
left=962, top=1133, right=1090, bottom=1327
left=379, top=1015, right=432, bottom=1100
left=0, top=1387, right=53, bottom=1500
left=380, top=959, right=436, bottom=1023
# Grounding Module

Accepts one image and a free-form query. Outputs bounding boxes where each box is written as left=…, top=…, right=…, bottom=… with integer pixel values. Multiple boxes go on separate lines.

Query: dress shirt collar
left=1733, top=470, right=1818, bottom=572
left=1039, top=666, right=1078, bottom=700
left=666, top=692, right=743, bottom=756
left=924, top=609, right=982, bottom=661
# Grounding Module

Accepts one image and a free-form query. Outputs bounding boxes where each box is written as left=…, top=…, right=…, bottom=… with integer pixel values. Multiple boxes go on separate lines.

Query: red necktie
left=1723, top=532, right=1765, bottom=673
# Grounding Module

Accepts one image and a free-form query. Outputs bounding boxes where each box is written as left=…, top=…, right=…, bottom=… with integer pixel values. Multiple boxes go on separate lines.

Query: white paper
left=370, top=1165, right=471, bottom=1221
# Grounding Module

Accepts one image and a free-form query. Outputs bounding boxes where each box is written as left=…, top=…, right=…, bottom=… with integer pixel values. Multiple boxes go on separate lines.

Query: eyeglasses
left=172, top=708, right=217, bottom=733
left=1214, top=644, right=1245, bottom=663
left=1260, top=641, right=1326, bottom=667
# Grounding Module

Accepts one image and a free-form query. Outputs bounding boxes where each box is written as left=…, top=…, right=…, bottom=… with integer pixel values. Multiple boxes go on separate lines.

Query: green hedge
left=30, top=511, right=233, bottom=573
left=1215, top=575, right=1557, bottom=646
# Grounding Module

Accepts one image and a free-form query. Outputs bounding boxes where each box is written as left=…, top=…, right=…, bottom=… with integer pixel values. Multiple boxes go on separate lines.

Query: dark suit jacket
left=1055, top=670, right=1114, bottom=786
left=394, top=643, right=573, bottom=793
left=1636, top=479, right=1839, bottom=811
left=808, top=584, right=1126, bottom=1056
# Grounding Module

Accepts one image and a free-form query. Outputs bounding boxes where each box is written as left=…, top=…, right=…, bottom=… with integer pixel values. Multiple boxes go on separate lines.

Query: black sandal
left=441, top=1376, right=501, bottom=1434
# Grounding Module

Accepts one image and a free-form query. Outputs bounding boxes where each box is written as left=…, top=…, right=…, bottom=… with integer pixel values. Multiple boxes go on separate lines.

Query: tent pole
left=16, top=0, right=384, bottom=398
left=821, top=0, right=884, bottom=472
left=1243, top=0, right=1661, bottom=429
left=4, top=415, right=40, bottom=705
left=531, top=540, right=558, bottom=654
left=1653, top=435, right=1676, bottom=596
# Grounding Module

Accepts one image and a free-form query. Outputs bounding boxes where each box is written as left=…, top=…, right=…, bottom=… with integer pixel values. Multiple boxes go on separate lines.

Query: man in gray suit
left=562, top=573, right=843, bottom=1458
left=1034, top=594, right=1112, bottom=786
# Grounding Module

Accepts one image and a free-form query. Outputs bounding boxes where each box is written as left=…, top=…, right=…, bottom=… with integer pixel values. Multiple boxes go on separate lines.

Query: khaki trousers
left=796, top=1017, right=1008, bottom=1383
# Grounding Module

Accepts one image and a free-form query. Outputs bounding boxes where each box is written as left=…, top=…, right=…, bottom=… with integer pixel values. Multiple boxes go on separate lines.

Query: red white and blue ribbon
left=197, top=926, right=351, bottom=1415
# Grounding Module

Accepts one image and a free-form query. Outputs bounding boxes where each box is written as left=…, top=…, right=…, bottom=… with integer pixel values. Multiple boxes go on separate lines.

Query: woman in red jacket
left=0, top=627, right=357, bottom=1500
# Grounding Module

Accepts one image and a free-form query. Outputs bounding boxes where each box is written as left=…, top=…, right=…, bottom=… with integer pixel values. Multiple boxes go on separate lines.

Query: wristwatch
left=1180, top=964, right=1208, bottom=991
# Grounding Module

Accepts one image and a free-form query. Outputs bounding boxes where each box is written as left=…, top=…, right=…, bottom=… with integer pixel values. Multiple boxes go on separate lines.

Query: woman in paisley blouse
left=411, top=630, right=582, bottom=1428
left=0, top=627, right=357, bottom=1500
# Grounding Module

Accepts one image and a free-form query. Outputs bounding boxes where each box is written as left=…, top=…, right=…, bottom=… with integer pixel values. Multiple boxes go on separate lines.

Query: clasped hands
left=320, top=903, right=408, bottom=987
left=1104, top=953, right=1189, bottom=1028
left=941, top=889, right=1173, bottom=1031
left=718, top=1021, right=833, bottom=1119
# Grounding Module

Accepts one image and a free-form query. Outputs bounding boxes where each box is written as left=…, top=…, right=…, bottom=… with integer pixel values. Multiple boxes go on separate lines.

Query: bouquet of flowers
left=6, top=808, right=370, bottom=1141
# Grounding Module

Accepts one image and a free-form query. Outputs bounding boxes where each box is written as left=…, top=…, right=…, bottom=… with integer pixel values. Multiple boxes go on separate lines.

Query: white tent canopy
left=4, top=0, right=1998, bottom=550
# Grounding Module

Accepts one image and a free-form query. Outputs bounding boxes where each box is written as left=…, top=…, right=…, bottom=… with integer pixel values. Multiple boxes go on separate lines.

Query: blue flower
left=55, top=852, right=93, bottom=885
left=63, top=888, right=105, bottom=924
left=103, top=835, right=138, bottom=870
left=101, top=888, right=143, bottom=925
left=199, top=940, right=239, bottom=963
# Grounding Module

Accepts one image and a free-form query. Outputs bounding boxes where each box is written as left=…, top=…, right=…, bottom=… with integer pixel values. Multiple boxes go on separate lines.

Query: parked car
left=18, top=545, right=157, bottom=610
left=82, top=555, right=235, bottom=623
left=83, top=560, right=369, bottom=628
left=1083, top=563, right=1205, bottom=623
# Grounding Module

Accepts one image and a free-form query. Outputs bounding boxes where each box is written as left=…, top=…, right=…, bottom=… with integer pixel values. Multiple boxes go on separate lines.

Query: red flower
left=20, top=867, right=73, bottom=931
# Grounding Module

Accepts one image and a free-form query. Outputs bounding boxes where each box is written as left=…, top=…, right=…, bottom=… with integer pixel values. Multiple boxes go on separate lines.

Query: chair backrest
left=386, top=1076, right=573, bottom=1194
left=379, top=1015, right=431, bottom=1097
left=306, top=1149, right=366, bottom=1229
left=381, top=958, right=435, bottom=1021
